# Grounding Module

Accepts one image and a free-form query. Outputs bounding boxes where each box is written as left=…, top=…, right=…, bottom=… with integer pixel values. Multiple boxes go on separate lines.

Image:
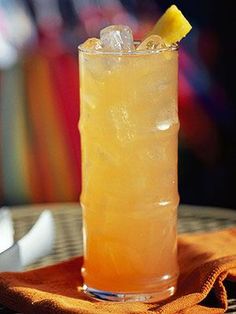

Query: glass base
left=82, top=283, right=176, bottom=303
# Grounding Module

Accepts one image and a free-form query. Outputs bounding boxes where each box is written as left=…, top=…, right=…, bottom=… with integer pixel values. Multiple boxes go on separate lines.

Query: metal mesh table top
left=1, top=203, right=236, bottom=313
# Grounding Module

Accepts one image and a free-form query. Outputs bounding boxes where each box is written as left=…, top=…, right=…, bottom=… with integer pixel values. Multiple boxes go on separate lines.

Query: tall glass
left=79, top=45, right=179, bottom=302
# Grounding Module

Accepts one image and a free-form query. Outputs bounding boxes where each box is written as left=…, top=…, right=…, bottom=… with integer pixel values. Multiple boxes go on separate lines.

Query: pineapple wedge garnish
left=145, top=5, right=192, bottom=44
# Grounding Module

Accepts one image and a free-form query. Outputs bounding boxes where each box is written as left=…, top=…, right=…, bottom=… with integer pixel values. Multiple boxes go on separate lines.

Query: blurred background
left=0, top=0, right=235, bottom=208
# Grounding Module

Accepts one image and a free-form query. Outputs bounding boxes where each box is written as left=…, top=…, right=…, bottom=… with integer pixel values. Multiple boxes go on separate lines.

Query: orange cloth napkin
left=0, top=228, right=236, bottom=314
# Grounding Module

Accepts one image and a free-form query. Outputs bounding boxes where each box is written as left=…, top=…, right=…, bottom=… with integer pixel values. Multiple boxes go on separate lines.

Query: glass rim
left=78, top=41, right=178, bottom=55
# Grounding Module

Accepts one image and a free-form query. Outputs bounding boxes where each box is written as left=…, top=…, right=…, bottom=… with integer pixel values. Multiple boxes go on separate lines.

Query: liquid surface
left=79, top=50, right=179, bottom=293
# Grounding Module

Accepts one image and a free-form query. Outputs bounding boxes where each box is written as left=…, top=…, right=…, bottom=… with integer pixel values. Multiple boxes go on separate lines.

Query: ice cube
left=136, top=35, right=167, bottom=51
left=100, top=25, right=135, bottom=51
left=80, top=38, right=102, bottom=50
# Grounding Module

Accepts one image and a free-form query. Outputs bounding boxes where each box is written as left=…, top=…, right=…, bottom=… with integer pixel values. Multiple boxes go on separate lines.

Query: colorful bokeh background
left=0, top=0, right=235, bottom=208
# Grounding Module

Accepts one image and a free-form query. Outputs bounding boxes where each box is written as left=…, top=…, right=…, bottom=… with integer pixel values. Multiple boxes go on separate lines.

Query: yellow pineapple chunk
left=146, top=5, right=192, bottom=44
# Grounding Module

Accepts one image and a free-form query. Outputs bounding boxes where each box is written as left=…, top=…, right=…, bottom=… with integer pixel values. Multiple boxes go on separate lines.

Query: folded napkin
left=0, top=228, right=236, bottom=314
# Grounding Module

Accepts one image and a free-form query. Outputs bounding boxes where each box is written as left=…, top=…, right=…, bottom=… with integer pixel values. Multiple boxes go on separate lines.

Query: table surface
left=1, top=203, right=236, bottom=313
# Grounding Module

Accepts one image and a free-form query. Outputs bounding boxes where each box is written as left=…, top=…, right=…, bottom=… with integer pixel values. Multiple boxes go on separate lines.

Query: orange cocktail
left=79, top=45, right=179, bottom=301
